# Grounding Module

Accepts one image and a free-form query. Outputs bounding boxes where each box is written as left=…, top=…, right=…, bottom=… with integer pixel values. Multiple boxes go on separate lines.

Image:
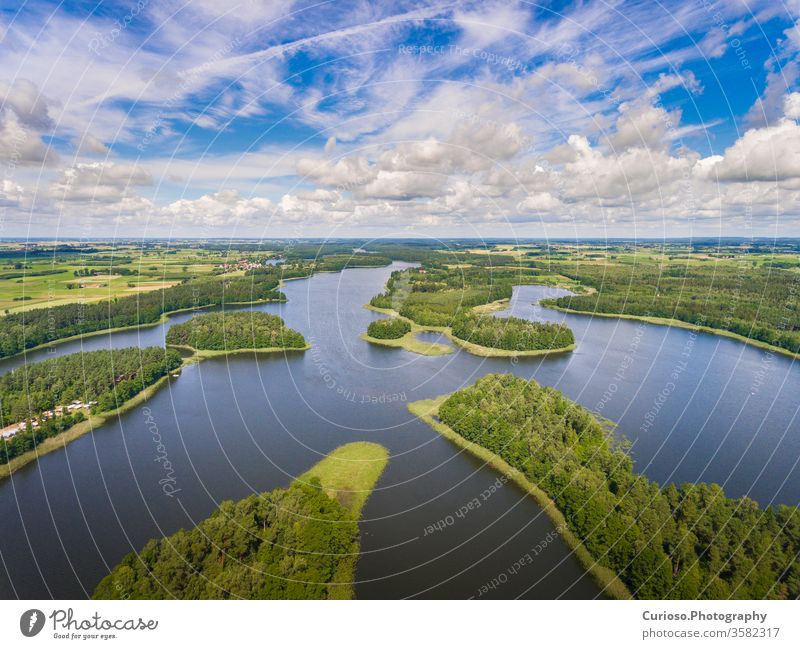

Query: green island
left=165, top=312, right=309, bottom=356
left=93, top=441, right=389, bottom=600
left=363, top=265, right=576, bottom=357
left=0, top=347, right=183, bottom=478
left=410, top=374, right=800, bottom=600
left=360, top=316, right=454, bottom=356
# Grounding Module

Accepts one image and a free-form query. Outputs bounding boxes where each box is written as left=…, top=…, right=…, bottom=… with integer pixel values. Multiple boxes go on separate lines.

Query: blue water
left=0, top=264, right=797, bottom=599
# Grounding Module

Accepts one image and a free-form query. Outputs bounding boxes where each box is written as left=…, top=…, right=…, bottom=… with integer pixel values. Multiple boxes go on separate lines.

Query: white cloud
left=712, top=118, right=800, bottom=181
left=51, top=162, right=152, bottom=203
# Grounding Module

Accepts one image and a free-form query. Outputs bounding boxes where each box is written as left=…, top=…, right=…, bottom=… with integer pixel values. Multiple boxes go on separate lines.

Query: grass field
left=296, top=441, right=389, bottom=518
left=0, top=244, right=279, bottom=313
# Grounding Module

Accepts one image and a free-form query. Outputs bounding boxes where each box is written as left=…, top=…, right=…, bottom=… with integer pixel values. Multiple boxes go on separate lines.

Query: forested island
left=0, top=347, right=182, bottom=475
left=413, top=374, right=800, bottom=599
left=165, top=312, right=308, bottom=353
left=93, top=442, right=389, bottom=599
left=366, top=318, right=411, bottom=339
left=366, top=265, right=575, bottom=356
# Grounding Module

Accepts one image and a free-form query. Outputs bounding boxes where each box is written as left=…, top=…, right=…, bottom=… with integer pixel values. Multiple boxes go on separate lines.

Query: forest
left=0, top=272, right=290, bottom=359
left=0, top=347, right=182, bottom=464
left=93, top=480, right=359, bottom=599
left=165, top=312, right=307, bottom=350
left=438, top=374, right=800, bottom=599
left=540, top=258, right=800, bottom=354
left=450, top=312, right=574, bottom=351
left=366, top=318, right=411, bottom=339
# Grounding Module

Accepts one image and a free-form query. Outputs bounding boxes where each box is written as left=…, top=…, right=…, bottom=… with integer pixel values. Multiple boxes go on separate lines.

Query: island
left=363, top=265, right=575, bottom=357
left=93, top=441, right=389, bottom=599
left=360, top=316, right=453, bottom=356
left=0, top=347, right=183, bottom=478
left=165, top=311, right=309, bottom=356
left=410, top=374, right=800, bottom=600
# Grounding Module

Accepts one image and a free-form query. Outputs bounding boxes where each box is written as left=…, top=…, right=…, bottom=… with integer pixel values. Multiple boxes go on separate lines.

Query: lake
left=0, top=263, right=797, bottom=599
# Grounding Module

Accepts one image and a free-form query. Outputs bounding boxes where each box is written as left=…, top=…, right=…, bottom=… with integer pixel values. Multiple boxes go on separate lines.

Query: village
left=0, top=400, right=97, bottom=441
left=217, top=258, right=278, bottom=272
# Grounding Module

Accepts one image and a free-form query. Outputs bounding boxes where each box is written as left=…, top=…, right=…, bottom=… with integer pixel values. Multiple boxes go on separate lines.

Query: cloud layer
left=1, top=0, right=800, bottom=238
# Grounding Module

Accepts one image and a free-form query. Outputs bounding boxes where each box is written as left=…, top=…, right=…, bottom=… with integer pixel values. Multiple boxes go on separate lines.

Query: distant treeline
left=0, top=273, right=289, bottom=358
left=439, top=374, right=800, bottom=599
left=541, top=260, right=800, bottom=354
left=166, top=312, right=307, bottom=350
left=93, top=480, right=358, bottom=599
left=0, top=347, right=181, bottom=464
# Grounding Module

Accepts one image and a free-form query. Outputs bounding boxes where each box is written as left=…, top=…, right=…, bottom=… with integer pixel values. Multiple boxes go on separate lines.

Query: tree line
left=165, top=312, right=307, bottom=350
left=438, top=374, right=800, bottom=599
left=541, top=258, right=800, bottom=354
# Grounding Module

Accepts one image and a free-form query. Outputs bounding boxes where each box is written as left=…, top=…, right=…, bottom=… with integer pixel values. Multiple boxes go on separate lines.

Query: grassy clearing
left=360, top=331, right=453, bottom=356
left=296, top=441, right=389, bottom=518
left=408, top=396, right=632, bottom=600
left=296, top=441, right=390, bottom=599
left=169, top=343, right=311, bottom=361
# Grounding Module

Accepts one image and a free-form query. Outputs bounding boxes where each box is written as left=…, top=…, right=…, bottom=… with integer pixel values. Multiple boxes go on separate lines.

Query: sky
left=1, top=0, right=800, bottom=240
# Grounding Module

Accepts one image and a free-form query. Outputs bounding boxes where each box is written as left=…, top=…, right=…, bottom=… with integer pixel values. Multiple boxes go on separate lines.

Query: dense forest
left=0, top=273, right=291, bottom=359
left=1, top=347, right=182, bottom=464
left=540, top=259, right=800, bottom=354
left=438, top=374, right=800, bottom=599
left=366, top=318, right=411, bottom=339
left=450, top=312, right=574, bottom=351
left=93, top=480, right=358, bottom=599
left=165, top=312, right=307, bottom=350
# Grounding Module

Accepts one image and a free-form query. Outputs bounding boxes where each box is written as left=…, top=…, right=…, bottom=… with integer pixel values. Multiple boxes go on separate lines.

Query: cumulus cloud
left=51, top=162, right=152, bottom=203
left=711, top=119, right=800, bottom=181
left=0, top=179, right=23, bottom=206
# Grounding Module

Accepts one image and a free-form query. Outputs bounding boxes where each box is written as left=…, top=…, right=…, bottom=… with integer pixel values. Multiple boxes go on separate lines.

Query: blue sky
left=1, top=0, right=800, bottom=238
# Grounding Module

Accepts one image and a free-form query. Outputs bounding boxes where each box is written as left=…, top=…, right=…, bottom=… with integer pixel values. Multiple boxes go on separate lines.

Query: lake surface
left=0, top=263, right=798, bottom=599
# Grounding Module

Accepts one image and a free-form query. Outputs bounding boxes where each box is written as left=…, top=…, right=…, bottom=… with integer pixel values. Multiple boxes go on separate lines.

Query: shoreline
left=167, top=342, right=311, bottom=360
left=359, top=331, right=453, bottom=356
left=408, top=396, right=631, bottom=600
left=541, top=302, right=800, bottom=361
left=362, top=303, right=576, bottom=358
left=0, top=369, right=178, bottom=480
